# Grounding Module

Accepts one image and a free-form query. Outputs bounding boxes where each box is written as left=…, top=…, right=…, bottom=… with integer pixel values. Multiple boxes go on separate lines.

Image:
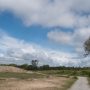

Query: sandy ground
left=0, top=66, right=26, bottom=73
left=69, top=77, right=90, bottom=90
left=0, top=77, right=69, bottom=90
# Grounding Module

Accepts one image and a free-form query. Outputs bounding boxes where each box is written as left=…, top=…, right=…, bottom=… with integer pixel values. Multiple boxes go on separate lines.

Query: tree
left=84, top=37, right=90, bottom=56
left=31, top=60, right=38, bottom=69
left=40, top=65, right=50, bottom=70
left=20, top=64, right=29, bottom=70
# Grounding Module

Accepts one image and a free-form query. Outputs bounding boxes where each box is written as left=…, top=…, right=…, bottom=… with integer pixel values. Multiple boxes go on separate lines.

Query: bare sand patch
left=0, top=66, right=26, bottom=73
left=0, top=77, right=70, bottom=90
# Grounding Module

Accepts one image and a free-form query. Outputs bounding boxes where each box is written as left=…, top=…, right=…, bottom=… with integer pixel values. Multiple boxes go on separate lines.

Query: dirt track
left=69, top=77, right=90, bottom=90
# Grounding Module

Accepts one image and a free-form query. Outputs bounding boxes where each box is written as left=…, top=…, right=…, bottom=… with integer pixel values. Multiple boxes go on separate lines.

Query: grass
left=37, top=70, right=77, bottom=75
left=0, top=72, right=45, bottom=79
left=37, top=69, right=90, bottom=77
left=88, top=77, right=90, bottom=85
left=0, top=75, right=77, bottom=90
left=61, top=76, right=77, bottom=90
left=0, top=71, right=78, bottom=90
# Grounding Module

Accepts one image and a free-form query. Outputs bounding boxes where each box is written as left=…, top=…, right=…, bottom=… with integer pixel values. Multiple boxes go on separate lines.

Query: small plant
left=73, top=76, right=78, bottom=79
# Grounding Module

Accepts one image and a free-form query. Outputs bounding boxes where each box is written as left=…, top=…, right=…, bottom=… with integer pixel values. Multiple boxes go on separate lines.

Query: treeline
left=0, top=63, right=90, bottom=77
left=0, top=64, right=90, bottom=71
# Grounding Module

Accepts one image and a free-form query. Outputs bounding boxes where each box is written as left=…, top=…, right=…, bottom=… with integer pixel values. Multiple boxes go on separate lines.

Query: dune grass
left=61, top=77, right=77, bottom=90
left=37, top=69, right=90, bottom=77
left=0, top=71, right=78, bottom=90
left=88, top=77, right=90, bottom=85
left=0, top=72, right=45, bottom=79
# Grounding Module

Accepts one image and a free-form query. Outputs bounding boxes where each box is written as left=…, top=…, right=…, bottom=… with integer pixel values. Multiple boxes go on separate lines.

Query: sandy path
left=69, top=77, right=90, bottom=90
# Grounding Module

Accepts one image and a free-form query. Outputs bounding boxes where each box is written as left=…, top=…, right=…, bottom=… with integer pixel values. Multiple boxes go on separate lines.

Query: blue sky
left=0, top=11, right=74, bottom=52
left=0, top=0, right=90, bottom=66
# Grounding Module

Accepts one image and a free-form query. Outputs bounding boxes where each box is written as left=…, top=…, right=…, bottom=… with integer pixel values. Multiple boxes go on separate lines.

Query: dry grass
left=0, top=77, right=73, bottom=90
left=0, top=66, right=76, bottom=90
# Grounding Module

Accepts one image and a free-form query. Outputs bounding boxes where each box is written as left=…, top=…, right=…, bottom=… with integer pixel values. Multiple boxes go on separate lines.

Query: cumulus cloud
left=71, top=0, right=90, bottom=14
left=0, top=0, right=90, bottom=28
left=47, top=30, right=72, bottom=44
left=47, top=28, right=90, bottom=54
left=0, top=31, right=88, bottom=66
left=0, top=0, right=90, bottom=66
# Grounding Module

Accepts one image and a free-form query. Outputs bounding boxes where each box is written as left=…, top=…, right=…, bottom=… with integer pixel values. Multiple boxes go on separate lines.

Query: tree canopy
left=84, top=37, right=90, bottom=56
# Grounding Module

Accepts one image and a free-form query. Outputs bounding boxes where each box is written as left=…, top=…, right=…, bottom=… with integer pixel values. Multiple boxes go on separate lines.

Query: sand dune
left=0, top=66, right=26, bottom=73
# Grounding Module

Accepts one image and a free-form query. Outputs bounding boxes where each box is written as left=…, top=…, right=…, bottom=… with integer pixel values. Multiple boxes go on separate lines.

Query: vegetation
left=87, top=72, right=90, bottom=85
left=0, top=64, right=90, bottom=77
left=61, top=77, right=77, bottom=90
left=37, top=69, right=90, bottom=77
left=88, top=77, right=90, bottom=85
left=83, top=37, right=90, bottom=85
left=0, top=65, right=77, bottom=90
left=84, top=37, right=90, bottom=56
left=0, top=72, right=45, bottom=79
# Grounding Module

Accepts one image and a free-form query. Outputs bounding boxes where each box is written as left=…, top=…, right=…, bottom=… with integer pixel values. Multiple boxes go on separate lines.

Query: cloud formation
left=0, top=0, right=90, bottom=66
left=47, top=28, right=90, bottom=54
left=47, top=30, right=72, bottom=44
left=0, top=0, right=90, bottom=28
left=0, top=31, right=88, bottom=66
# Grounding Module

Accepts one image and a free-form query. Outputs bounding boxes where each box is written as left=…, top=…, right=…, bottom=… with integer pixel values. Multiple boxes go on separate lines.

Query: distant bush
left=0, top=64, right=90, bottom=77
left=73, top=76, right=78, bottom=79
left=81, top=70, right=90, bottom=77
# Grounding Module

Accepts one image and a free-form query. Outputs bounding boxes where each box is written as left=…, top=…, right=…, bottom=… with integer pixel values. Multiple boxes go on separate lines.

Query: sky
left=0, top=0, right=90, bottom=66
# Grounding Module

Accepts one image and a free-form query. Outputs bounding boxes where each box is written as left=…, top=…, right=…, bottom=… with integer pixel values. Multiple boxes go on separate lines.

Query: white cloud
left=71, top=0, right=90, bottom=14
left=47, top=30, right=72, bottom=44
left=0, top=0, right=90, bottom=28
left=47, top=28, right=90, bottom=54
left=0, top=31, right=87, bottom=66
left=0, top=0, right=90, bottom=66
